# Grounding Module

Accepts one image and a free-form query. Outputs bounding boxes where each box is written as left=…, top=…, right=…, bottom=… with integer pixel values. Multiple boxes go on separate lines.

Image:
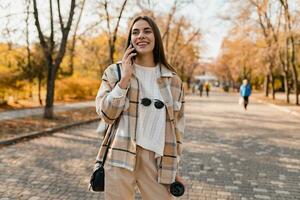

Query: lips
left=137, top=42, right=149, bottom=48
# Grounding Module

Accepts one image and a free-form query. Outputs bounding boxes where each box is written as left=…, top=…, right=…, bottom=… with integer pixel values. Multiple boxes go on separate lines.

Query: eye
left=131, top=30, right=139, bottom=35
left=144, top=30, right=152, bottom=34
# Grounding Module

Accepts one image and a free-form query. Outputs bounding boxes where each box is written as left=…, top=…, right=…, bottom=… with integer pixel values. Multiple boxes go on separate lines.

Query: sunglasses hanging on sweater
left=140, top=98, right=165, bottom=109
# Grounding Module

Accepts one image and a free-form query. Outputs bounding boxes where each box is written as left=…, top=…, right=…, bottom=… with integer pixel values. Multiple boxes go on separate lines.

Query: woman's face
left=131, top=19, right=155, bottom=55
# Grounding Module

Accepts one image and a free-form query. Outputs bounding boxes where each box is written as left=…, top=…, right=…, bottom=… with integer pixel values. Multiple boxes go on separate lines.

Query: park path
left=0, top=101, right=94, bottom=121
left=0, top=92, right=300, bottom=199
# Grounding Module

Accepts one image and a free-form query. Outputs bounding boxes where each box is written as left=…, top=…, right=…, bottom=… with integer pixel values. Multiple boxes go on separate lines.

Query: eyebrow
left=132, top=27, right=152, bottom=31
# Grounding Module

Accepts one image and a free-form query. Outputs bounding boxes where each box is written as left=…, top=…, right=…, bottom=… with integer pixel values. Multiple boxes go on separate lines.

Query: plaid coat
left=95, top=62, right=185, bottom=184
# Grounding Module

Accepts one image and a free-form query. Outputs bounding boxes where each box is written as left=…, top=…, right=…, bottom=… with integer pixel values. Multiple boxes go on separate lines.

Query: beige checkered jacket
left=95, top=62, right=185, bottom=184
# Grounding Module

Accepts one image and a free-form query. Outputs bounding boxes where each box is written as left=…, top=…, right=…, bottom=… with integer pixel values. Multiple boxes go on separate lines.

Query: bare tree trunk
left=269, top=70, right=275, bottom=99
left=277, top=42, right=289, bottom=103
left=280, top=0, right=299, bottom=105
left=44, top=65, right=56, bottom=117
left=285, top=33, right=291, bottom=103
left=38, top=75, right=43, bottom=106
left=289, top=36, right=299, bottom=105
left=25, top=0, right=33, bottom=99
left=33, top=0, right=76, bottom=118
left=283, top=68, right=289, bottom=103
left=264, top=74, right=269, bottom=97
left=254, top=4, right=276, bottom=99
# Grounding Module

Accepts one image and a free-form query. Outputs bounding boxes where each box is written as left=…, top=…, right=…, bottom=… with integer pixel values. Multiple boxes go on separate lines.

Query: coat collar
left=159, top=64, right=174, bottom=78
left=130, top=62, right=174, bottom=78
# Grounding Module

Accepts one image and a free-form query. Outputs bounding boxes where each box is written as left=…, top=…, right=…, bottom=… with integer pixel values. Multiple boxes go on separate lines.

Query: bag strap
left=101, top=63, right=122, bottom=166
left=113, top=63, right=121, bottom=87
left=117, top=63, right=121, bottom=82
left=101, top=116, right=121, bottom=166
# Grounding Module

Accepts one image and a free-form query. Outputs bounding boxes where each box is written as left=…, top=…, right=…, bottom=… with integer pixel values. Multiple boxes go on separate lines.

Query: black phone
left=131, top=42, right=137, bottom=63
left=131, top=42, right=137, bottom=55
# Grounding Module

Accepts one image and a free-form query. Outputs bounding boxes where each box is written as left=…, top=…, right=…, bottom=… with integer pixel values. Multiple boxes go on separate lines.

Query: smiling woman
left=93, top=15, right=186, bottom=199
left=131, top=20, right=155, bottom=56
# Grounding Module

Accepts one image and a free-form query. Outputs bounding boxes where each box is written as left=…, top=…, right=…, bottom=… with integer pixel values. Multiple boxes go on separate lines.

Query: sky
left=0, top=0, right=231, bottom=62
left=177, top=0, right=230, bottom=61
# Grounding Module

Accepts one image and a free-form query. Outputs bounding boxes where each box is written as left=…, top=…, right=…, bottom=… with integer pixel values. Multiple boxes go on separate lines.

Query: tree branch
left=32, top=0, right=49, bottom=56
left=49, top=0, right=55, bottom=53
left=57, top=0, right=65, bottom=31
left=112, top=0, right=127, bottom=45
left=103, top=0, right=112, bottom=42
left=54, top=0, right=76, bottom=69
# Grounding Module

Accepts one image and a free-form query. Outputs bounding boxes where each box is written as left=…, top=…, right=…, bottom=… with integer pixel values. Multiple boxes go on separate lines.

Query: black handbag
left=89, top=64, right=121, bottom=192
left=89, top=160, right=105, bottom=191
left=89, top=117, right=119, bottom=192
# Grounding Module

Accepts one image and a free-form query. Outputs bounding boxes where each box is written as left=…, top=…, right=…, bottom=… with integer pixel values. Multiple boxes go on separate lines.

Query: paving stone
left=250, top=181, right=258, bottom=186
left=254, top=195, right=271, bottom=199
left=279, top=175, right=286, bottom=180
left=253, top=188, right=267, bottom=193
left=28, top=197, right=40, bottom=200
left=207, top=178, right=215, bottom=182
left=225, top=186, right=239, bottom=191
left=275, top=190, right=290, bottom=195
left=217, top=191, right=231, bottom=196
left=233, top=181, right=242, bottom=185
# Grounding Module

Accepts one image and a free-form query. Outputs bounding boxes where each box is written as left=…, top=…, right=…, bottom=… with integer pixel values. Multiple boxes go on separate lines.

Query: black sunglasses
left=141, top=98, right=165, bottom=109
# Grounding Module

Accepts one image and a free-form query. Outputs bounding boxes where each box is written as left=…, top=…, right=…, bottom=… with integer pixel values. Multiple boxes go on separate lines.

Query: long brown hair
left=125, top=16, right=176, bottom=73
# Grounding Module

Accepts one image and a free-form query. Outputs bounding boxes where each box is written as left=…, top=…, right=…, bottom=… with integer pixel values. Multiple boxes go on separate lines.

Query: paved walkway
left=0, top=92, right=300, bottom=199
left=251, top=92, right=300, bottom=118
left=0, top=101, right=94, bottom=121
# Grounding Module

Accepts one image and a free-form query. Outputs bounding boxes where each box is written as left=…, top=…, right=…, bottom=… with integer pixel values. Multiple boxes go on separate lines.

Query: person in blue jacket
left=240, top=79, right=251, bottom=110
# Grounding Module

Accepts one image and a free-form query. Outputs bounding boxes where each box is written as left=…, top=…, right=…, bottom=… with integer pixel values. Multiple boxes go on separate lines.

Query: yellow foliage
left=55, top=77, right=100, bottom=101
left=0, top=43, right=26, bottom=71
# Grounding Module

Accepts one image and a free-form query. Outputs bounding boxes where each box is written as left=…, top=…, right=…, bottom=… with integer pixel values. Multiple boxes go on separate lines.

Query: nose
left=137, top=32, right=145, bottom=39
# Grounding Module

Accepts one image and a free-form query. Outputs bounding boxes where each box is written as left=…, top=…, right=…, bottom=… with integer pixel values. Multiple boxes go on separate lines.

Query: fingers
left=123, top=44, right=135, bottom=58
left=123, top=52, right=137, bottom=66
left=127, top=52, right=137, bottom=62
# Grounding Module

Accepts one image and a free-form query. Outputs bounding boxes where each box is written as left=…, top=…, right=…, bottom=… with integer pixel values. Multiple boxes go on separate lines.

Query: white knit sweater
left=134, top=63, right=166, bottom=157
left=109, top=63, right=166, bottom=157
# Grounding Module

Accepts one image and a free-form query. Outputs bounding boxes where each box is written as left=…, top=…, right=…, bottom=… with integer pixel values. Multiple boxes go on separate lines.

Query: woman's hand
left=176, top=174, right=187, bottom=189
left=119, top=44, right=137, bottom=89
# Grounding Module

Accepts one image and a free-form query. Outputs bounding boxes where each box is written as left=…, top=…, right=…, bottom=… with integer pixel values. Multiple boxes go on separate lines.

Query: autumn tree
left=217, top=0, right=300, bottom=104
left=32, top=0, right=76, bottom=118
left=98, top=0, right=128, bottom=64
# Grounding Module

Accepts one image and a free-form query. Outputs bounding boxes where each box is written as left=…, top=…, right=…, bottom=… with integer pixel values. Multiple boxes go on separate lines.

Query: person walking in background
left=198, top=81, right=203, bottom=97
left=204, top=81, right=210, bottom=97
left=95, top=15, right=185, bottom=199
left=239, top=79, right=252, bottom=110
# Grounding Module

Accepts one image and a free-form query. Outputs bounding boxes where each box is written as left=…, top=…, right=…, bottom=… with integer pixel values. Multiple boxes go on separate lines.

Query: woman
left=95, top=15, right=185, bottom=199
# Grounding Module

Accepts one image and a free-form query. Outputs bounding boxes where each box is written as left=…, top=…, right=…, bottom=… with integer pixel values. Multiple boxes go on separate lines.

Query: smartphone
left=131, top=42, right=137, bottom=63
left=131, top=42, right=137, bottom=55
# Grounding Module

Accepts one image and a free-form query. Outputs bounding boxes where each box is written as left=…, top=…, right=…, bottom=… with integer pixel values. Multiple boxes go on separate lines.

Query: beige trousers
left=104, top=145, right=174, bottom=200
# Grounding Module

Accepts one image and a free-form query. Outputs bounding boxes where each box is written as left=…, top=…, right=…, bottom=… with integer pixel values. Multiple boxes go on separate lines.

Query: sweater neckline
left=134, top=63, right=159, bottom=71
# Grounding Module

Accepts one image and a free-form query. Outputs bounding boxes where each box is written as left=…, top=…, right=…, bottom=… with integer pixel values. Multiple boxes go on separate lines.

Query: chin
left=138, top=49, right=154, bottom=55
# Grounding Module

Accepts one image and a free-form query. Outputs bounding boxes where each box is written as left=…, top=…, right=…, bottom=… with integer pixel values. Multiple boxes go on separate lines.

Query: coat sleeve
left=174, top=82, right=185, bottom=164
left=95, top=64, right=129, bottom=124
